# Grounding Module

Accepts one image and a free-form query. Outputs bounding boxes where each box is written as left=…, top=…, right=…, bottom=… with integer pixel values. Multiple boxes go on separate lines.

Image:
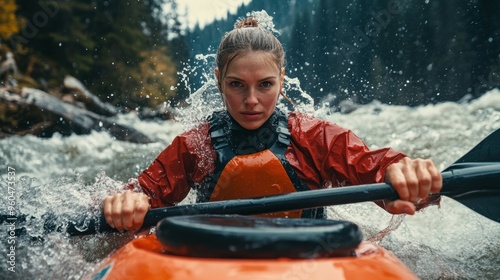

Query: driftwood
left=0, top=51, right=158, bottom=143
left=63, top=75, right=117, bottom=117
left=0, top=87, right=152, bottom=143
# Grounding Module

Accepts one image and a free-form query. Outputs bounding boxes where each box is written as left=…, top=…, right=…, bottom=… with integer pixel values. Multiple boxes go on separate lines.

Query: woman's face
left=216, top=51, right=284, bottom=130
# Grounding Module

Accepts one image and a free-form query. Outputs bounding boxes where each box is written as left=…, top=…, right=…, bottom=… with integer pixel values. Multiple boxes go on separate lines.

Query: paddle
left=3, top=129, right=500, bottom=236
left=439, top=127, right=500, bottom=222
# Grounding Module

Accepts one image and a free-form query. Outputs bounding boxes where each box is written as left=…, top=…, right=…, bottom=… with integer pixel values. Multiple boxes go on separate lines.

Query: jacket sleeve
left=288, top=114, right=406, bottom=188
left=133, top=124, right=214, bottom=208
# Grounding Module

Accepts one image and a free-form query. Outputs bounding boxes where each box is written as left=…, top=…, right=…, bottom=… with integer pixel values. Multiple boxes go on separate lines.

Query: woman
left=103, top=17, right=442, bottom=232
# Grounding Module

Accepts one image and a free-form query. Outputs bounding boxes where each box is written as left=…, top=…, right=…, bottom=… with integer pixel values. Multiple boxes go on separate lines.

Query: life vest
left=197, top=110, right=324, bottom=219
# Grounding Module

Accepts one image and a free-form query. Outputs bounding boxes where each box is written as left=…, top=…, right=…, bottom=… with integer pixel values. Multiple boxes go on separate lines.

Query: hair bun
left=235, top=17, right=259, bottom=28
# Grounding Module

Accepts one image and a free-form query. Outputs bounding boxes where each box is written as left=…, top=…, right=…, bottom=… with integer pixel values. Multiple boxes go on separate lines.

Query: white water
left=1, top=85, right=500, bottom=279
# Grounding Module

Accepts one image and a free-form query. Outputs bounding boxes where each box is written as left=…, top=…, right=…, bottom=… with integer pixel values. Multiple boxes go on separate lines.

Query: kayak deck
left=88, top=234, right=419, bottom=280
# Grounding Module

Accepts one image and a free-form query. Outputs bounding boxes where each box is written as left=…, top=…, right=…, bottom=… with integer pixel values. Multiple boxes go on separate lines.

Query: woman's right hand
left=103, top=190, right=150, bottom=232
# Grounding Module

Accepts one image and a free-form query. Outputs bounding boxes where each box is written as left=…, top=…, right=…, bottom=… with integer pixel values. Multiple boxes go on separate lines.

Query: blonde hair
left=215, top=17, right=285, bottom=82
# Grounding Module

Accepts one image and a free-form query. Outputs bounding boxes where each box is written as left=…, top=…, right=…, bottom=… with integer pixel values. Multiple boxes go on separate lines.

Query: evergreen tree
left=10, top=0, right=186, bottom=110
left=183, top=0, right=500, bottom=107
left=164, top=0, right=190, bottom=104
left=289, top=12, right=311, bottom=78
left=11, top=1, right=95, bottom=86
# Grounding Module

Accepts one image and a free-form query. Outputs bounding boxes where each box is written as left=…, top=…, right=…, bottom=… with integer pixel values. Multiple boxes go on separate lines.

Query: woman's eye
left=229, top=81, right=243, bottom=87
left=261, top=81, right=272, bottom=87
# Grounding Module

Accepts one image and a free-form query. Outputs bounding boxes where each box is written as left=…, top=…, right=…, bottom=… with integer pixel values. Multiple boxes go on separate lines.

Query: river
left=1, top=87, right=499, bottom=279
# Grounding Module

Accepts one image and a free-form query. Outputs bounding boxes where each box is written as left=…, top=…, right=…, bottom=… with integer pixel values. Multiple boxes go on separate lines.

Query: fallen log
left=0, top=88, right=152, bottom=144
left=63, top=75, right=118, bottom=117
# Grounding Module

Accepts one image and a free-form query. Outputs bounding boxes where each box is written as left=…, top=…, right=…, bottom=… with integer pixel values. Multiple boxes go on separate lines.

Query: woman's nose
left=244, top=88, right=258, bottom=105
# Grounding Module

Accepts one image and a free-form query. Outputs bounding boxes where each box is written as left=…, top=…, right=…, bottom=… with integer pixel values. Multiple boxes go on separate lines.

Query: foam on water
left=1, top=89, right=499, bottom=279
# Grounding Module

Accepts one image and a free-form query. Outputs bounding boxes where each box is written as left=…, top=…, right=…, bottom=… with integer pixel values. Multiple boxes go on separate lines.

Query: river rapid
left=1, top=87, right=500, bottom=279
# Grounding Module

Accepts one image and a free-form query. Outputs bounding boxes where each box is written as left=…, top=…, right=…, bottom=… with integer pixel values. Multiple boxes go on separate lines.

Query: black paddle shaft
left=63, top=161, right=500, bottom=236
left=67, top=182, right=400, bottom=235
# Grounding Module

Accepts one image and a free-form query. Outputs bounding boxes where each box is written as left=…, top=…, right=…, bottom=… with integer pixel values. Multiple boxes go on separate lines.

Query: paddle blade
left=442, top=128, right=500, bottom=223
left=444, top=128, right=500, bottom=166
left=451, top=195, right=499, bottom=223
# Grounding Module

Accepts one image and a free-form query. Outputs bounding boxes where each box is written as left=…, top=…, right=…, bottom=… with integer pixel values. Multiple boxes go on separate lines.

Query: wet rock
left=139, top=103, right=179, bottom=120
left=0, top=87, right=152, bottom=144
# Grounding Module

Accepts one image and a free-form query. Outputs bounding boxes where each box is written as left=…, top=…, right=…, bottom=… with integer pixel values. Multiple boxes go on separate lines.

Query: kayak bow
left=87, top=215, right=419, bottom=280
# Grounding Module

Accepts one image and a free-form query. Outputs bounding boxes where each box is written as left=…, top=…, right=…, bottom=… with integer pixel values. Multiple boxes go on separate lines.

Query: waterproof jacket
left=134, top=110, right=406, bottom=208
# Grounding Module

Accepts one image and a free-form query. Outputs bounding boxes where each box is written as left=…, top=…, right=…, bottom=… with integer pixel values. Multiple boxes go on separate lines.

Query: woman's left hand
left=382, top=157, right=442, bottom=215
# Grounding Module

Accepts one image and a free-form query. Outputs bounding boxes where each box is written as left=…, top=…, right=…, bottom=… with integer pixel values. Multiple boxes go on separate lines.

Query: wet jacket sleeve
left=287, top=114, right=406, bottom=189
left=133, top=124, right=214, bottom=208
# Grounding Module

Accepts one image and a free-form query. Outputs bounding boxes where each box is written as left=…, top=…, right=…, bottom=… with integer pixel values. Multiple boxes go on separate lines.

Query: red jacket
left=136, top=112, right=406, bottom=208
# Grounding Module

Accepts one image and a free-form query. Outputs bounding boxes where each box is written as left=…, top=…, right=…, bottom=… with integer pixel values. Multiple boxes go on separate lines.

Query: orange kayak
left=87, top=215, right=419, bottom=280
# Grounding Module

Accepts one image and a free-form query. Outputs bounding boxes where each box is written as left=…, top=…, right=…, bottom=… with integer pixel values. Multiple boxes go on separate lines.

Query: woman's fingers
left=415, top=159, right=442, bottom=199
left=384, top=157, right=443, bottom=214
left=386, top=157, right=413, bottom=201
left=111, top=192, right=125, bottom=231
left=103, top=196, right=115, bottom=228
left=415, top=160, right=432, bottom=199
left=429, top=162, right=443, bottom=194
left=383, top=200, right=416, bottom=215
left=120, top=190, right=135, bottom=231
left=103, top=190, right=150, bottom=232
left=402, top=159, right=420, bottom=203
left=132, top=194, right=150, bottom=230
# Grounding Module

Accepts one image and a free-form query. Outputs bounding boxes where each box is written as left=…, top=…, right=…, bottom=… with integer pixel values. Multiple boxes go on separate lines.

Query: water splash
left=280, top=76, right=315, bottom=114
left=367, top=214, right=406, bottom=243
left=241, top=10, right=281, bottom=36
left=174, top=53, right=223, bottom=129
left=0, top=169, right=144, bottom=279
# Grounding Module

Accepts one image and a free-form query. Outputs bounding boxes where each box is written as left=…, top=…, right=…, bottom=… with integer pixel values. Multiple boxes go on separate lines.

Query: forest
left=188, top=0, right=500, bottom=106
left=0, top=0, right=188, bottom=137
left=0, top=0, right=499, bottom=137
left=0, top=0, right=187, bottom=109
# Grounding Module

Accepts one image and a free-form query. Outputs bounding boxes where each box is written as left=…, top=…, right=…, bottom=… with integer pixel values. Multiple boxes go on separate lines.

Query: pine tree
left=10, top=0, right=186, bottom=110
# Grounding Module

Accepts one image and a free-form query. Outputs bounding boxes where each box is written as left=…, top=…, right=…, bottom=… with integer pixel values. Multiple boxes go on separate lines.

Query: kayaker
left=103, top=17, right=442, bottom=232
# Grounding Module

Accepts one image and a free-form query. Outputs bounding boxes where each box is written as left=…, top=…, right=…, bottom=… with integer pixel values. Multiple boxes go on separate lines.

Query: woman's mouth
left=241, top=112, right=261, bottom=120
